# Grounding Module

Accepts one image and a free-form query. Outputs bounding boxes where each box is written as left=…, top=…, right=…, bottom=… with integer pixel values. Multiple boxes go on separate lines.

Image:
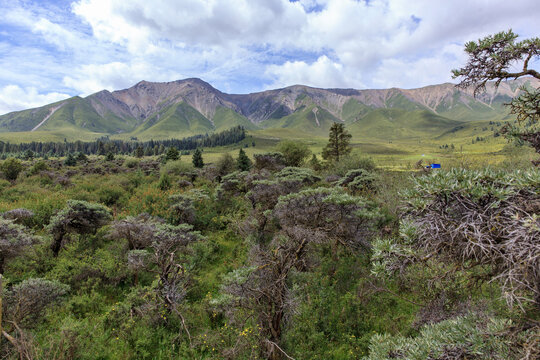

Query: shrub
left=28, top=160, right=49, bottom=176
left=375, top=168, right=540, bottom=310
left=3, top=278, right=69, bottom=325
left=97, top=185, right=126, bottom=207
left=337, top=169, right=378, bottom=193
left=47, top=200, right=112, bottom=256
left=276, top=140, right=311, bottom=167
left=169, top=189, right=210, bottom=226
left=2, top=208, right=34, bottom=226
left=363, top=314, right=517, bottom=360
left=253, top=152, right=286, bottom=171
left=165, top=147, right=180, bottom=161
left=76, top=152, right=88, bottom=162
left=0, top=218, right=38, bottom=272
left=275, top=166, right=321, bottom=185
left=161, top=160, right=195, bottom=177
left=237, top=148, right=252, bottom=171
left=64, top=153, right=77, bottom=166
left=1, top=158, right=24, bottom=181
left=158, top=172, right=172, bottom=190
left=215, top=153, right=236, bottom=177
left=329, top=156, right=376, bottom=177
left=124, top=158, right=140, bottom=169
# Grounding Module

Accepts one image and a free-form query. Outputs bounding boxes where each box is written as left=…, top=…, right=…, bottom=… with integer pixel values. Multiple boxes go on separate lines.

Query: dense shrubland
left=0, top=140, right=538, bottom=359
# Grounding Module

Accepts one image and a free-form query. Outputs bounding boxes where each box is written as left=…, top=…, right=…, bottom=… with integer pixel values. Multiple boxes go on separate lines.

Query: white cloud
left=1, top=0, right=539, bottom=116
left=63, top=61, right=183, bottom=95
left=266, top=55, right=360, bottom=89
left=69, top=0, right=540, bottom=91
left=0, top=85, right=70, bottom=115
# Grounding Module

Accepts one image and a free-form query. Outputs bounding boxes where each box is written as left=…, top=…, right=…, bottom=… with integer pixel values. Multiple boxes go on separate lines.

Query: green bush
left=124, top=158, right=140, bottom=169
left=161, top=160, right=194, bottom=176
left=277, top=140, right=311, bottom=167
left=158, top=172, right=171, bottom=190
left=97, top=185, right=127, bottom=207
left=1, top=157, right=24, bottom=180
left=28, top=160, right=49, bottom=176
left=329, top=156, right=377, bottom=176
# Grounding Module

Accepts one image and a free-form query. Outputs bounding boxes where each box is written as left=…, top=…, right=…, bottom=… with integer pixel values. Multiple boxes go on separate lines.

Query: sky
left=0, top=0, right=539, bottom=115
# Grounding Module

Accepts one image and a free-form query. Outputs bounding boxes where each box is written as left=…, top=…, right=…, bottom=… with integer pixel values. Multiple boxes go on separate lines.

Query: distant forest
left=0, top=126, right=246, bottom=157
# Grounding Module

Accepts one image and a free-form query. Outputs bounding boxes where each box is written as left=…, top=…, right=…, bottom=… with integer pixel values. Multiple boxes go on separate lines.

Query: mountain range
left=0, top=77, right=538, bottom=141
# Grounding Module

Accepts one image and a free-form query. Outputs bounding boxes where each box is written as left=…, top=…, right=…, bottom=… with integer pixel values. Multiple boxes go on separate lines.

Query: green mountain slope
left=212, top=106, right=259, bottom=132
left=348, top=109, right=463, bottom=140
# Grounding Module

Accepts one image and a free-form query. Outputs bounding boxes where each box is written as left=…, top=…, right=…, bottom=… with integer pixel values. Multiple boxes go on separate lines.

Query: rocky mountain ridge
left=0, top=77, right=537, bottom=139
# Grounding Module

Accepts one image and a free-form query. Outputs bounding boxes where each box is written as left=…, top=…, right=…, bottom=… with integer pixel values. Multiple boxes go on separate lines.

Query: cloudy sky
left=0, top=0, right=539, bottom=115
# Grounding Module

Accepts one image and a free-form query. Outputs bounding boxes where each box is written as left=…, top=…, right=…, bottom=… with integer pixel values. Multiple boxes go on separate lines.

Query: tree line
left=0, top=126, right=246, bottom=157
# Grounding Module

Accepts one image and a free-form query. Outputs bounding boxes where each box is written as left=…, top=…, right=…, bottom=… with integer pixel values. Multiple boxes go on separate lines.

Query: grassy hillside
left=211, top=106, right=259, bottom=132
left=131, top=102, right=215, bottom=139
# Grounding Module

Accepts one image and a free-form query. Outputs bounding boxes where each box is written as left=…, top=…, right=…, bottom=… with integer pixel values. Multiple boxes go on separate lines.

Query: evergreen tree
left=23, top=149, right=34, bottom=160
left=165, top=147, right=179, bottom=161
left=322, top=123, right=352, bottom=162
left=192, top=148, right=204, bottom=168
left=105, top=152, right=115, bottom=161
left=64, top=153, right=77, bottom=166
left=76, top=152, right=88, bottom=162
left=237, top=148, right=252, bottom=171
left=309, top=154, right=322, bottom=171
left=135, top=145, right=144, bottom=158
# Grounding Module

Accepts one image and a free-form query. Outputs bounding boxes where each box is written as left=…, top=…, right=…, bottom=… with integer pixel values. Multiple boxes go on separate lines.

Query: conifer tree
left=64, top=153, right=76, bottom=166
left=237, top=148, right=252, bottom=171
left=322, top=123, right=352, bottom=162
left=165, top=147, right=179, bottom=161
left=192, top=148, right=204, bottom=168
left=135, top=145, right=144, bottom=158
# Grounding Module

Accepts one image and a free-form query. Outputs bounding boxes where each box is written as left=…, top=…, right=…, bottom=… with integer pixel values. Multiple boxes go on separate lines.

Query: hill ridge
left=0, top=77, right=537, bottom=140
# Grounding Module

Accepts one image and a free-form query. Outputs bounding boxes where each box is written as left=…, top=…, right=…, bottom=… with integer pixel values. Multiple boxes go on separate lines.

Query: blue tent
left=430, top=163, right=441, bottom=169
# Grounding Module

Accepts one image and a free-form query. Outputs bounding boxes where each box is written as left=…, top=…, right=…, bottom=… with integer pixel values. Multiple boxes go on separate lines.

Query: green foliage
left=124, top=158, right=140, bottom=169
left=0, top=156, right=536, bottom=359
left=364, top=315, right=515, bottom=360
left=329, top=156, right=377, bottom=177
left=275, top=166, right=321, bottom=184
left=158, top=172, right=171, bottom=191
left=97, top=185, right=127, bottom=207
left=28, top=159, right=49, bottom=176
left=236, top=148, right=252, bottom=171
left=47, top=200, right=112, bottom=256
left=161, top=159, right=194, bottom=177
left=192, top=148, right=204, bottom=168
left=3, top=277, right=69, bottom=325
left=105, top=151, right=115, bottom=161
left=338, top=169, right=379, bottom=193
left=322, top=123, right=352, bottom=162
left=64, top=153, right=77, bottom=166
left=309, top=153, right=322, bottom=171
left=1, top=158, right=24, bottom=181
left=135, top=145, right=144, bottom=158
left=276, top=140, right=311, bottom=167
left=165, top=146, right=179, bottom=161
left=215, top=152, right=236, bottom=176
left=76, top=152, right=88, bottom=162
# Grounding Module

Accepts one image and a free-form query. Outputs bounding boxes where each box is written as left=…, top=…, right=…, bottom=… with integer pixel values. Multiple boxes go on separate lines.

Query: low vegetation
left=0, top=128, right=537, bottom=359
